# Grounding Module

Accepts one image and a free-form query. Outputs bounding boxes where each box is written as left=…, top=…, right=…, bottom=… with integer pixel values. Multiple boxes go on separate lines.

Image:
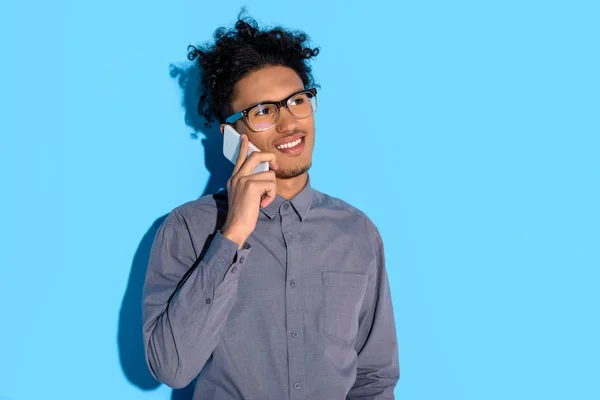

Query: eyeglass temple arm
left=225, top=111, right=244, bottom=124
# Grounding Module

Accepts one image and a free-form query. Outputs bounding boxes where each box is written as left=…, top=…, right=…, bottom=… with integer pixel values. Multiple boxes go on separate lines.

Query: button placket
left=280, top=210, right=306, bottom=399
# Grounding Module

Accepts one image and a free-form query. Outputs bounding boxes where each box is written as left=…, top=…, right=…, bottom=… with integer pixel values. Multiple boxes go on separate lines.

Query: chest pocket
left=322, top=272, right=369, bottom=343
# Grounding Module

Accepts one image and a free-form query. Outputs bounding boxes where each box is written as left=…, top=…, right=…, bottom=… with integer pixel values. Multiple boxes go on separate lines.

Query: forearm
left=143, top=229, right=248, bottom=388
left=348, top=354, right=399, bottom=399
left=347, top=314, right=399, bottom=399
left=348, top=228, right=400, bottom=399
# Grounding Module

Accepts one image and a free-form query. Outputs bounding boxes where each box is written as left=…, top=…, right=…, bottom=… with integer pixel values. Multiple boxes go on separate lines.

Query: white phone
left=223, top=124, right=270, bottom=174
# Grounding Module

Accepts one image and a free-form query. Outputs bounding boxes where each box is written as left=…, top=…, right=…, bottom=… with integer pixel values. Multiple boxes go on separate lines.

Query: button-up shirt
left=142, top=176, right=399, bottom=399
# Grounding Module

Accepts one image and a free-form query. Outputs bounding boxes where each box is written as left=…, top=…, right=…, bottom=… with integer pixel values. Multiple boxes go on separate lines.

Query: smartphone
left=223, top=124, right=270, bottom=174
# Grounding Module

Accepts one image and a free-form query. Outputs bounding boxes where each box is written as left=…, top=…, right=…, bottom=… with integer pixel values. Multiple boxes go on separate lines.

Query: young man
left=142, top=14, right=399, bottom=399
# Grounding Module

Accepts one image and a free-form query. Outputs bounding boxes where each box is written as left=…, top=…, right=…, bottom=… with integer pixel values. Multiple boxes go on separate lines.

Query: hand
left=221, top=134, right=278, bottom=248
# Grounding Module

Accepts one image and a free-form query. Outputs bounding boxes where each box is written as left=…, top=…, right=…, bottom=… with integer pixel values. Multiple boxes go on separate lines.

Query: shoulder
left=310, top=188, right=385, bottom=273
left=162, top=190, right=228, bottom=232
left=310, top=188, right=380, bottom=239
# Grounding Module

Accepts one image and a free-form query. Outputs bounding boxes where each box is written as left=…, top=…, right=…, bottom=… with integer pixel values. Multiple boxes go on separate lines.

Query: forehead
left=232, top=66, right=304, bottom=110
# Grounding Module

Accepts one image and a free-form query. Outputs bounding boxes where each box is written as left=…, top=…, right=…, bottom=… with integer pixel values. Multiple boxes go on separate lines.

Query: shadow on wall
left=117, top=61, right=233, bottom=399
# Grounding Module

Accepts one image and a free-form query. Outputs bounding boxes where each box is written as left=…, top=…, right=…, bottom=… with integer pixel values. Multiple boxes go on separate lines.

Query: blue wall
left=1, top=1, right=598, bottom=399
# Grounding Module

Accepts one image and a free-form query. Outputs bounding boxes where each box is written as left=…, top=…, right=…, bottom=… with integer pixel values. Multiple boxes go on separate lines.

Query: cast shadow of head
left=117, top=61, right=233, bottom=400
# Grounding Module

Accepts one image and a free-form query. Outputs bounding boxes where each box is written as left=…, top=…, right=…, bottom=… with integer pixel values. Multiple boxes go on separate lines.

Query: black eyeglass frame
left=224, top=88, right=318, bottom=132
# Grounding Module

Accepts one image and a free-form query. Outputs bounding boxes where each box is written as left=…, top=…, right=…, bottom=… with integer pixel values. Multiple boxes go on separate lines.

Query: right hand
left=221, top=134, right=278, bottom=248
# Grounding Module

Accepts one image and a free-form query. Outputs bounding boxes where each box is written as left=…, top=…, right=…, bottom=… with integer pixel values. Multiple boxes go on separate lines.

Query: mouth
left=274, top=135, right=305, bottom=155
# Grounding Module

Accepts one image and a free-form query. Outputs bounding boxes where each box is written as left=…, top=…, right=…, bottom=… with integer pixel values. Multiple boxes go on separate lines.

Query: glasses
left=225, top=88, right=318, bottom=132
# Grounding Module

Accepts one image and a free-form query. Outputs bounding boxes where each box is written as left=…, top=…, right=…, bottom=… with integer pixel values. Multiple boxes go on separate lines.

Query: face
left=222, top=65, right=316, bottom=180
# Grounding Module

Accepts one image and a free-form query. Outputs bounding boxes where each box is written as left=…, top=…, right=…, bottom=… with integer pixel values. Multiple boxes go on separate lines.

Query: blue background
left=1, top=0, right=598, bottom=399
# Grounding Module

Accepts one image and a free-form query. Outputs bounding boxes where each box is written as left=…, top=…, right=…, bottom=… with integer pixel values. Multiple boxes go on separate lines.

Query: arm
left=347, top=227, right=400, bottom=399
left=142, top=215, right=249, bottom=389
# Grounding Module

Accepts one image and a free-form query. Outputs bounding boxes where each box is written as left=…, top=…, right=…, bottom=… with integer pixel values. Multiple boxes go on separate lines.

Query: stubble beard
left=275, top=162, right=312, bottom=179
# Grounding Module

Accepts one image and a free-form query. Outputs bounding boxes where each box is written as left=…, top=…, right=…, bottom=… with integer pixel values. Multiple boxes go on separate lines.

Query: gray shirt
left=142, top=176, right=399, bottom=399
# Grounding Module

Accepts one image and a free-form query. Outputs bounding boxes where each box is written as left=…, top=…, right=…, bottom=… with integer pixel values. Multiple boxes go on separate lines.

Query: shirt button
left=283, top=203, right=290, bottom=210
left=239, top=256, right=245, bottom=264
left=290, top=279, right=296, bottom=287
left=205, top=298, right=212, bottom=304
left=231, top=266, right=238, bottom=273
left=294, top=383, right=301, bottom=390
left=292, top=331, right=299, bottom=338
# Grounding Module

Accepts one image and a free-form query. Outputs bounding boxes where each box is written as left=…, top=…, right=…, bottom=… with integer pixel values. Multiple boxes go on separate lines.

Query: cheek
left=302, top=118, right=315, bottom=136
left=303, top=123, right=316, bottom=144
left=248, top=134, right=270, bottom=151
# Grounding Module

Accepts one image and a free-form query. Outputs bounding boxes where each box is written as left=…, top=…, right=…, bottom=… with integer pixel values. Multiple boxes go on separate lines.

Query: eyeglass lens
left=248, top=91, right=317, bottom=131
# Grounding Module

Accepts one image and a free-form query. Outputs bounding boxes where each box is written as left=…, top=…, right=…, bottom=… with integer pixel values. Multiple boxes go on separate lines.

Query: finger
left=232, top=134, right=249, bottom=176
left=259, top=184, right=277, bottom=208
left=241, top=170, right=276, bottom=182
left=260, top=191, right=276, bottom=208
left=246, top=180, right=277, bottom=208
left=238, top=171, right=276, bottom=189
left=239, top=151, right=278, bottom=176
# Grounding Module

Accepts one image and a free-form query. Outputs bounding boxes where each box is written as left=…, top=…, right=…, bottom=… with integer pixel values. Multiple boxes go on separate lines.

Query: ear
left=219, top=123, right=226, bottom=134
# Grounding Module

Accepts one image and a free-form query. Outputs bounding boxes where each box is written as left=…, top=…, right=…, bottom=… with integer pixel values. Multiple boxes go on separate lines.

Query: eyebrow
left=244, top=88, right=305, bottom=109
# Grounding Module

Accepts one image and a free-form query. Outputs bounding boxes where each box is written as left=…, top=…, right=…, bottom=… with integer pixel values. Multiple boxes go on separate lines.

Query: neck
left=276, top=172, right=308, bottom=200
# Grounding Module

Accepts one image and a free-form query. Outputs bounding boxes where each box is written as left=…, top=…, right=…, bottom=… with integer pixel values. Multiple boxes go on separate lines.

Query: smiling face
left=223, top=65, right=316, bottom=179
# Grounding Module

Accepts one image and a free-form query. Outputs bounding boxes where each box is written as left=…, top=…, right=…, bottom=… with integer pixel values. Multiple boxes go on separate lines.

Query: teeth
left=276, top=138, right=302, bottom=150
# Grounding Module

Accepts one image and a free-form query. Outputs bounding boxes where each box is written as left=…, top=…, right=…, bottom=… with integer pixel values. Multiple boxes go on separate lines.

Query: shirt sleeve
left=142, top=217, right=250, bottom=389
left=347, top=225, right=400, bottom=399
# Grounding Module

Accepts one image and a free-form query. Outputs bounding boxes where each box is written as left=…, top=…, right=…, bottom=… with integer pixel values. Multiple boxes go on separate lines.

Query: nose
left=275, top=106, right=298, bottom=134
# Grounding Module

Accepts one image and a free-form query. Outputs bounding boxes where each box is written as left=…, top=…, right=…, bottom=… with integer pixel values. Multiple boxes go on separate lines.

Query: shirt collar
left=260, top=175, right=313, bottom=222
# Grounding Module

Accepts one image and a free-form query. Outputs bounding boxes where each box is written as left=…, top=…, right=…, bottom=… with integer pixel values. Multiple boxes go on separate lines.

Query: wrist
left=220, top=226, right=247, bottom=250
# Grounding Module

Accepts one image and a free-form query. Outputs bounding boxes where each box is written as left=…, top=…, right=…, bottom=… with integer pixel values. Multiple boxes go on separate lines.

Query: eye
left=254, top=107, right=272, bottom=117
left=289, top=97, right=305, bottom=106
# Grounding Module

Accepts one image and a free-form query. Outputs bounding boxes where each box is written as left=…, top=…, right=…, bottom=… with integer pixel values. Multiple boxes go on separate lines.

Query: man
left=142, top=13, right=400, bottom=400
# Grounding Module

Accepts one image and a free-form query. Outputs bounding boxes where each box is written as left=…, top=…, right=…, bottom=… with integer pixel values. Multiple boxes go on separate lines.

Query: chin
left=275, top=163, right=311, bottom=179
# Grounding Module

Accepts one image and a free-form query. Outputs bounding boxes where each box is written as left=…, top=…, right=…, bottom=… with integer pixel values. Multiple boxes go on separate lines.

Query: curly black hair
left=187, top=10, right=320, bottom=128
